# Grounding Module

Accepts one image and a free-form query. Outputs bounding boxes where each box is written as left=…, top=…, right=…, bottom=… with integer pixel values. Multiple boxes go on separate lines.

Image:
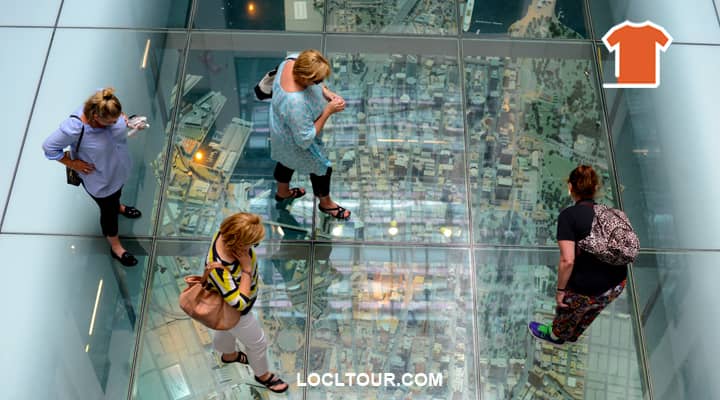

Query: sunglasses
left=313, top=79, right=324, bottom=85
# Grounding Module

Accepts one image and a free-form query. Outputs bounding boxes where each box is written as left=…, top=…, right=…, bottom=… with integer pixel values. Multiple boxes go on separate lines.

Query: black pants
left=273, top=162, right=332, bottom=197
left=88, top=187, right=122, bottom=237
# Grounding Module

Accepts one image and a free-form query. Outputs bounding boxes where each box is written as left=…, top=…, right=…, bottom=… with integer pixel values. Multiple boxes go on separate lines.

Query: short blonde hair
left=83, top=87, right=122, bottom=120
left=293, top=49, right=331, bottom=84
left=219, top=212, right=265, bottom=252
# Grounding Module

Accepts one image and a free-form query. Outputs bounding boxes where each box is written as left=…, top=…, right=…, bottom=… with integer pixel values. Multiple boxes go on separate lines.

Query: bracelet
left=241, top=270, right=253, bottom=276
left=556, top=288, right=567, bottom=292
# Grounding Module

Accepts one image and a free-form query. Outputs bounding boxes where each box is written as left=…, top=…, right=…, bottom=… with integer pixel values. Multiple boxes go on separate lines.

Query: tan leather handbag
left=179, top=262, right=241, bottom=330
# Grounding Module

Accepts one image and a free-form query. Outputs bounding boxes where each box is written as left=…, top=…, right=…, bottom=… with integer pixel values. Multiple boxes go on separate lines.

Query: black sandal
left=110, top=249, right=138, bottom=267
left=120, top=205, right=142, bottom=219
left=275, top=187, right=306, bottom=202
left=254, top=373, right=289, bottom=393
left=220, top=350, right=249, bottom=365
left=319, top=204, right=351, bottom=220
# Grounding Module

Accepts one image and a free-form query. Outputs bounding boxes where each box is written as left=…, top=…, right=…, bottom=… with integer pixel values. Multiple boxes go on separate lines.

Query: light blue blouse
left=42, top=108, right=132, bottom=198
left=269, top=59, right=331, bottom=176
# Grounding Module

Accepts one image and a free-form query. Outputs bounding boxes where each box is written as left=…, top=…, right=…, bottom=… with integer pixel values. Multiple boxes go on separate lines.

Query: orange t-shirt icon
left=602, top=21, right=672, bottom=88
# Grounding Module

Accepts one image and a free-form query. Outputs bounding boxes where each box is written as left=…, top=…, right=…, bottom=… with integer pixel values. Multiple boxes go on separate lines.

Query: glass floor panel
left=0, top=234, right=150, bottom=400
left=475, top=249, right=644, bottom=400
left=315, top=49, right=468, bottom=243
left=57, top=0, right=191, bottom=29
left=194, top=0, right=324, bottom=32
left=306, top=245, right=475, bottom=399
left=0, top=0, right=61, bottom=26
left=460, top=0, right=589, bottom=39
left=4, top=28, right=184, bottom=237
left=133, top=241, right=310, bottom=399
left=326, top=0, right=458, bottom=35
left=0, top=28, right=51, bottom=214
left=464, top=43, right=618, bottom=245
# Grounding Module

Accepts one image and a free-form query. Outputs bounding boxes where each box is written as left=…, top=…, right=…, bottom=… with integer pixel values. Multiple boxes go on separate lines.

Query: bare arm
left=57, top=152, right=95, bottom=173
left=238, top=265, right=254, bottom=298
left=556, top=240, right=575, bottom=307
left=321, top=85, right=336, bottom=101
left=321, top=85, right=345, bottom=105
left=313, top=109, right=333, bottom=135
left=557, top=240, right=575, bottom=289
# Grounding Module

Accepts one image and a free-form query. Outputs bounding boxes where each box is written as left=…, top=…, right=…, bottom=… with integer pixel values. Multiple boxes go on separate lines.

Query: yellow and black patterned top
left=206, top=232, right=259, bottom=315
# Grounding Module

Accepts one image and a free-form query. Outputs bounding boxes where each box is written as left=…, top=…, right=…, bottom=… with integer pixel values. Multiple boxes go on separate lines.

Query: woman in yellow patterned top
left=207, top=212, right=288, bottom=393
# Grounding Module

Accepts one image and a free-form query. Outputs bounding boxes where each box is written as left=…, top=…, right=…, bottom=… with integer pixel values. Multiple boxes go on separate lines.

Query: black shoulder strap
left=69, top=115, right=85, bottom=153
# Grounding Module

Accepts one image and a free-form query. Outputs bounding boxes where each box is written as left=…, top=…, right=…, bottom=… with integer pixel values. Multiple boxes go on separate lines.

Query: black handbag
left=253, top=67, right=277, bottom=101
left=253, top=56, right=297, bottom=101
left=65, top=115, right=85, bottom=186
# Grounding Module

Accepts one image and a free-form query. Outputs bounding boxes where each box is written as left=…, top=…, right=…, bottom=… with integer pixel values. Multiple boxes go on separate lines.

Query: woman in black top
left=529, top=165, right=627, bottom=344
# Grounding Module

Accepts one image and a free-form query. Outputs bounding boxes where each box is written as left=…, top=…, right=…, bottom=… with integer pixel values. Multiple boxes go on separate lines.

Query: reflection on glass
left=319, top=52, right=468, bottom=242
left=601, top=44, right=720, bottom=250
left=0, top=0, right=61, bottom=25
left=133, top=242, right=308, bottom=399
left=307, top=245, right=475, bottom=399
left=0, top=28, right=51, bottom=214
left=158, top=53, right=315, bottom=237
left=465, top=54, right=615, bottom=245
left=194, top=0, right=324, bottom=32
left=0, top=235, right=148, bottom=400
left=58, top=0, right=191, bottom=28
left=632, top=251, right=720, bottom=400
left=3, top=29, right=182, bottom=237
left=589, top=0, right=720, bottom=44
left=476, top=250, right=644, bottom=400
left=327, top=0, right=457, bottom=34
left=460, top=0, right=587, bottom=39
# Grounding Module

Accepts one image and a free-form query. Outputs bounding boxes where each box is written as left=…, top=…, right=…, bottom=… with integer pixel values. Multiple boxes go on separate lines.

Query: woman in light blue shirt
left=269, top=49, right=351, bottom=220
left=42, top=88, right=145, bottom=266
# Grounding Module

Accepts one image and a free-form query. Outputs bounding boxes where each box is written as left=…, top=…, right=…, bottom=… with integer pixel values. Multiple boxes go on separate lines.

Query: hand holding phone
left=127, top=115, right=150, bottom=137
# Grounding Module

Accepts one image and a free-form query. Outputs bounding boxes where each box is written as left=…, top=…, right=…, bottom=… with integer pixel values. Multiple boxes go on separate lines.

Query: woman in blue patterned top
left=269, top=49, right=351, bottom=220
left=42, top=88, right=145, bottom=266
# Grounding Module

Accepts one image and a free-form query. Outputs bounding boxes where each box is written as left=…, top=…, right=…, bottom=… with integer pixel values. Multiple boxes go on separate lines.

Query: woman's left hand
left=323, top=87, right=344, bottom=104
left=331, top=94, right=345, bottom=107
left=556, top=291, right=568, bottom=308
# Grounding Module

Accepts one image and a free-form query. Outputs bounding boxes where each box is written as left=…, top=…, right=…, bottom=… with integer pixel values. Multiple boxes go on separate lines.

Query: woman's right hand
left=71, top=159, right=95, bottom=174
left=325, top=97, right=346, bottom=115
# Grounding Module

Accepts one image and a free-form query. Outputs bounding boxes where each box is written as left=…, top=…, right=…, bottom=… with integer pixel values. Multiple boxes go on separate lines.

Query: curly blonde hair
left=219, top=212, right=265, bottom=252
left=292, top=49, right=331, bottom=84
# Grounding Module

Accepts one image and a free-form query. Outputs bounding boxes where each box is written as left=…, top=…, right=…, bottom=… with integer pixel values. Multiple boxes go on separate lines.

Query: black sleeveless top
left=557, top=199, right=627, bottom=296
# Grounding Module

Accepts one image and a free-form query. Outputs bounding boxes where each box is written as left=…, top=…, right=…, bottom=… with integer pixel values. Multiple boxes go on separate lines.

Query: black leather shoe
left=120, top=206, right=142, bottom=219
left=111, top=249, right=138, bottom=267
